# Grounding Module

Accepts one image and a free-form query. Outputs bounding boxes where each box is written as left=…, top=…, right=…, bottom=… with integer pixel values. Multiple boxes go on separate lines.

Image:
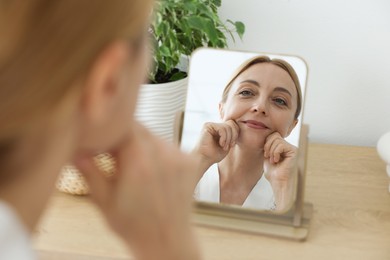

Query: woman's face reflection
left=219, top=63, right=298, bottom=150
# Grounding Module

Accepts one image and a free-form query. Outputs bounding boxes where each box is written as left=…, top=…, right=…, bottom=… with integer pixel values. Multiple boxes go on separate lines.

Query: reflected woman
left=192, top=56, right=302, bottom=211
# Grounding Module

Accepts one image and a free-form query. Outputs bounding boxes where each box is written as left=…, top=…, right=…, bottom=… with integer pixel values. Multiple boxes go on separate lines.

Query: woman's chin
left=238, top=135, right=266, bottom=151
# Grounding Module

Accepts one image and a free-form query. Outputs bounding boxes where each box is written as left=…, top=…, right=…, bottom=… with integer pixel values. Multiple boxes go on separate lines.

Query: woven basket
left=56, top=153, right=116, bottom=195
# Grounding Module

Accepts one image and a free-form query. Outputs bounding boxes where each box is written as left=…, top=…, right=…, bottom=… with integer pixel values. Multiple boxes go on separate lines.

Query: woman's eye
left=273, top=98, right=287, bottom=106
left=238, top=90, right=254, bottom=97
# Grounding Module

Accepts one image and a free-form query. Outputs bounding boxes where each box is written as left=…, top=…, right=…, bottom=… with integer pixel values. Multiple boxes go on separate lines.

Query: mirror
left=176, top=48, right=313, bottom=240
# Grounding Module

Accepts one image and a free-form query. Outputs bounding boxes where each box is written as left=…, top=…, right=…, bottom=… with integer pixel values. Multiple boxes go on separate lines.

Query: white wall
left=219, top=0, right=390, bottom=146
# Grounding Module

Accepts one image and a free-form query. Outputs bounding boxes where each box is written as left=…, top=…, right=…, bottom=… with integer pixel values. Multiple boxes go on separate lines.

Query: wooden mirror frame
left=173, top=49, right=313, bottom=240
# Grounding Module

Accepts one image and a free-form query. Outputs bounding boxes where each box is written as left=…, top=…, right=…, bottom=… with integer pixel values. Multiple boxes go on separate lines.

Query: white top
left=194, top=164, right=275, bottom=210
left=0, top=201, right=36, bottom=260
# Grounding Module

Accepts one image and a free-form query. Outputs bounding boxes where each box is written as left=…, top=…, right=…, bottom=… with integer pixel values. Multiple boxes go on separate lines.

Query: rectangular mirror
left=176, top=48, right=313, bottom=240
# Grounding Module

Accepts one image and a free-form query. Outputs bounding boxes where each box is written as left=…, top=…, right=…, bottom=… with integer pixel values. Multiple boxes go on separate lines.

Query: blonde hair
left=0, top=0, right=153, bottom=174
left=221, top=56, right=302, bottom=120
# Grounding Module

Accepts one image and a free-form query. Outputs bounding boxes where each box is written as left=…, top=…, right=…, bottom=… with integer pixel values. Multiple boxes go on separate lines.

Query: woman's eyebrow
left=274, top=87, right=292, bottom=97
left=239, top=80, right=293, bottom=97
left=239, top=79, right=260, bottom=87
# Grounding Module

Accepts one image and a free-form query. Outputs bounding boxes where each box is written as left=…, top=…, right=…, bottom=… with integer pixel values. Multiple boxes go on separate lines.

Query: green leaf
left=186, top=16, right=205, bottom=31
left=180, top=21, right=191, bottom=37
left=155, top=21, right=168, bottom=36
left=155, top=12, right=162, bottom=25
left=183, top=1, right=197, bottom=13
left=203, top=19, right=218, bottom=45
left=198, top=4, right=215, bottom=20
left=159, top=45, right=171, bottom=56
left=169, top=71, right=187, bottom=81
left=235, top=21, right=245, bottom=39
left=211, top=0, right=222, bottom=8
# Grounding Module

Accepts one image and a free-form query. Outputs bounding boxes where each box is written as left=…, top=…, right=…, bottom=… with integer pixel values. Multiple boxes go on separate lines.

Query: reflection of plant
left=149, top=0, right=245, bottom=83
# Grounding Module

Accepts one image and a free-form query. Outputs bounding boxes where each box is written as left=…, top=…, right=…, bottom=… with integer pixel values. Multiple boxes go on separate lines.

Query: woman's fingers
left=195, top=120, right=240, bottom=165
left=264, top=132, right=298, bottom=165
left=264, top=132, right=279, bottom=159
left=216, top=126, right=229, bottom=150
left=264, top=132, right=288, bottom=164
left=225, top=120, right=240, bottom=148
left=270, top=142, right=283, bottom=163
left=210, top=120, right=239, bottom=150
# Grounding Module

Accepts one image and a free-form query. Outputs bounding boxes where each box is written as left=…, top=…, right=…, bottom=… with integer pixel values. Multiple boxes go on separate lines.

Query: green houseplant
left=149, top=0, right=245, bottom=83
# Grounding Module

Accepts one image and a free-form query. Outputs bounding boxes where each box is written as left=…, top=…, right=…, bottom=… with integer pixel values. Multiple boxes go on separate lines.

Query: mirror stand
left=193, top=202, right=313, bottom=241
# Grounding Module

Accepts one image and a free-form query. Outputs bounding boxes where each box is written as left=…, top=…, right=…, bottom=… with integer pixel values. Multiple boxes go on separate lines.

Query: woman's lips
left=242, top=120, right=269, bottom=130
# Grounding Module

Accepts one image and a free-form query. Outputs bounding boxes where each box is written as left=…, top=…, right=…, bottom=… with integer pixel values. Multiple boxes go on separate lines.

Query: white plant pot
left=135, top=77, right=189, bottom=142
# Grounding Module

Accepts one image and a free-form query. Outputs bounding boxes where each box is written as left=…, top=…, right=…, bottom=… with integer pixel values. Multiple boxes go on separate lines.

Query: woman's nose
left=252, top=101, right=268, bottom=115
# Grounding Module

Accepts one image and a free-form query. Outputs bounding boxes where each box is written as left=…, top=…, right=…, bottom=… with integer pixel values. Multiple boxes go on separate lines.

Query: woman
left=0, top=1, right=200, bottom=259
left=193, top=56, right=302, bottom=211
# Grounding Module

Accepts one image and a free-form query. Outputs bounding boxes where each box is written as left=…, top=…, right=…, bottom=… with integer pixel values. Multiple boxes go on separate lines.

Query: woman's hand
left=74, top=122, right=201, bottom=260
left=192, top=120, right=240, bottom=177
left=263, top=132, right=298, bottom=211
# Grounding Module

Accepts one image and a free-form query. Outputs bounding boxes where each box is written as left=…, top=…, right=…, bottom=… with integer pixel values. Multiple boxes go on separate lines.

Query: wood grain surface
left=33, top=143, right=390, bottom=260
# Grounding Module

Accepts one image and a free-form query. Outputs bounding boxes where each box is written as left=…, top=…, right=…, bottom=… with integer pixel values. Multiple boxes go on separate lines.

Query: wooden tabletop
left=33, top=143, right=390, bottom=259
